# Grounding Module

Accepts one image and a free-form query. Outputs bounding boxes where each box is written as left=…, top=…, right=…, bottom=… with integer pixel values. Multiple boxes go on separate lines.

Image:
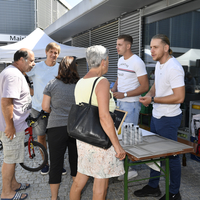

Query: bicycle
left=20, top=110, right=49, bottom=172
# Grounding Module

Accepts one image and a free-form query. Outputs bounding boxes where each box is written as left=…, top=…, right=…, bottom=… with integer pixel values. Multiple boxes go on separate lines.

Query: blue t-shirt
left=26, top=61, right=59, bottom=111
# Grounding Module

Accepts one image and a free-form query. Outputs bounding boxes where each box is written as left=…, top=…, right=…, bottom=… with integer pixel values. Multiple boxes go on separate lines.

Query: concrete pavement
left=0, top=148, right=200, bottom=199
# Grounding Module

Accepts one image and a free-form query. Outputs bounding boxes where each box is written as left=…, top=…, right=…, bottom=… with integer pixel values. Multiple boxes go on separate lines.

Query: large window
left=145, top=10, right=200, bottom=54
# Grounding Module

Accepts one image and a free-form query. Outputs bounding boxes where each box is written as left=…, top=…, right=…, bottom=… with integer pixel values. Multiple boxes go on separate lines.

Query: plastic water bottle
left=123, top=125, right=129, bottom=145
left=130, top=124, right=134, bottom=145
left=126, top=124, right=130, bottom=145
left=129, top=124, right=134, bottom=145
left=134, top=125, right=139, bottom=145
left=132, top=124, right=135, bottom=145
left=138, top=128, right=143, bottom=143
left=122, top=127, right=124, bottom=145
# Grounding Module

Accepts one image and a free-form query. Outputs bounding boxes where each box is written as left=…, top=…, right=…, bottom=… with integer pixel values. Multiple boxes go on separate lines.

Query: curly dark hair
left=56, top=56, right=79, bottom=84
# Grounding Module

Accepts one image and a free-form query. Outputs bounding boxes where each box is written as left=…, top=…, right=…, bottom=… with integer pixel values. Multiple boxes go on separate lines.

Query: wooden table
left=121, top=134, right=194, bottom=200
left=178, top=137, right=200, bottom=157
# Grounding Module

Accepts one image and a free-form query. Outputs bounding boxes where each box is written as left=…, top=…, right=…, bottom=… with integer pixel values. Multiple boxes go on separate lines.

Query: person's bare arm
left=139, top=83, right=155, bottom=106
left=1, top=98, right=16, bottom=140
left=96, top=78, right=126, bottom=160
left=144, top=82, right=155, bottom=97
left=113, top=74, right=149, bottom=99
left=111, top=78, right=118, bottom=93
left=42, top=94, right=51, bottom=113
left=155, top=86, right=185, bottom=104
left=30, top=87, right=34, bottom=96
left=139, top=84, right=185, bottom=106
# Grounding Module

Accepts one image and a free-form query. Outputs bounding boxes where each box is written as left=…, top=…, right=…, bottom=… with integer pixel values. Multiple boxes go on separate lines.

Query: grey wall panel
left=64, top=40, right=72, bottom=46
left=57, top=1, right=68, bottom=20
left=72, top=32, right=90, bottom=78
left=91, top=20, right=118, bottom=82
left=120, top=11, right=141, bottom=56
left=76, top=58, right=87, bottom=79
left=53, top=0, right=57, bottom=23
left=73, top=31, right=90, bottom=47
left=37, top=0, right=67, bottom=29
left=72, top=20, right=119, bottom=82
left=0, top=63, right=5, bottom=73
left=72, top=13, right=142, bottom=82
left=0, top=0, right=35, bottom=35
left=52, top=1, right=67, bottom=23
left=37, top=0, right=52, bottom=29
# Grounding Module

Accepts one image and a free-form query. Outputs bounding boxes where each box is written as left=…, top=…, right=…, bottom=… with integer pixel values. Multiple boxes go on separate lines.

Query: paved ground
left=0, top=147, right=200, bottom=200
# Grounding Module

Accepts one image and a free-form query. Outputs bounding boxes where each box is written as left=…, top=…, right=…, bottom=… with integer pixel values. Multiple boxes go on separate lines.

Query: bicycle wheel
left=20, top=141, right=48, bottom=172
left=0, top=140, right=3, bottom=150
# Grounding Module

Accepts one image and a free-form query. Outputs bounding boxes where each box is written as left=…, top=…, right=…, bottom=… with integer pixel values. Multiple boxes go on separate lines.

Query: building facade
left=0, top=0, right=69, bottom=72
left=0, top=0, right=69, bottom=46
left=45, top=0, right=200, bottom=83
left=45, top=0, right=200, bottom=131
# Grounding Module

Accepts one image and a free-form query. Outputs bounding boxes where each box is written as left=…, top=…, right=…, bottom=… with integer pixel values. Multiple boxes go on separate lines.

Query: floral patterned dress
left=74, top=77, right=125, bottom=178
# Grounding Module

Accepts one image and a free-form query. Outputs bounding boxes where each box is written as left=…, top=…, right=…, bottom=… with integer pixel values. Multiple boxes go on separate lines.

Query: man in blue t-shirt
left=26, top=42, right=63, bottom=175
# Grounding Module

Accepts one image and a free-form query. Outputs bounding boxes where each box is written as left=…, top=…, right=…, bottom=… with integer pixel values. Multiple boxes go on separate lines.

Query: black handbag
left=67, top=77, right=116, bottom=149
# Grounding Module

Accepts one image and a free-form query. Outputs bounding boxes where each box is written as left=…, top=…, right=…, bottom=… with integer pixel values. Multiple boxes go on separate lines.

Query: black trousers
left=47, top=126, right=77, bottom=184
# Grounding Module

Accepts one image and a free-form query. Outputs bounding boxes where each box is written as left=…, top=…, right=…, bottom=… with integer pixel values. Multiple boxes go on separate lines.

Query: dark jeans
left=148, top=113, right=182, bottom=194
left=47, top=126, right=77, bottom=184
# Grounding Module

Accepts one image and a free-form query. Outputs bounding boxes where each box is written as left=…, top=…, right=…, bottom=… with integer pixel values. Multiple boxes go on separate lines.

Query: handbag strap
left=88, top=77, right=101, bottom=105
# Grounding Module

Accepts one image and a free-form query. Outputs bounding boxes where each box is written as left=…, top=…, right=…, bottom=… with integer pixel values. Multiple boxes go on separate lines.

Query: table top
left=120, top=133, right=194, bottom=161
left=178, top=137, right=200, bottom=156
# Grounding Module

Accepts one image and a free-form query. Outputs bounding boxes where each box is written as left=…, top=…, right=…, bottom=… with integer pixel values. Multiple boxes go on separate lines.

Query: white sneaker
left=118, top=169, right=138, bottom=181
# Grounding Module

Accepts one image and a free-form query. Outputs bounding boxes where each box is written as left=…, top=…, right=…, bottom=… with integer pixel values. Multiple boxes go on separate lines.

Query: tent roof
left=176, top=49, right=200, bottom=67
left=0, top=28, right=86, bottom=63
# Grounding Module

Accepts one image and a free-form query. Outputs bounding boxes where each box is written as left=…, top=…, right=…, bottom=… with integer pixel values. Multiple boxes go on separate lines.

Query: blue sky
left=64, top=0, right=82, bottom=8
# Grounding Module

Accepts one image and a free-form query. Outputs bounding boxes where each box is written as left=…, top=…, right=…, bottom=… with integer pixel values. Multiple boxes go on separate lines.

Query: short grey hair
left=86, top=45, right=108, bottom=69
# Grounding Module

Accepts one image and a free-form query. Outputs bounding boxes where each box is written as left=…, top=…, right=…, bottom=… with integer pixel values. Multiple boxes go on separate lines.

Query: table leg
left=165, top=157, right=170, bottom=200
left=124, top=155, right=129, bottom=200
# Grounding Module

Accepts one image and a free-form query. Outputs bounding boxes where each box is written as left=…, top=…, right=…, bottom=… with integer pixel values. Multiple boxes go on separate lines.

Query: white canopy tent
left=0, top=28, right=86, bottom=63
left=176, top=49, right=200, bottom=67
left=144, top=48, right=200, bottom=68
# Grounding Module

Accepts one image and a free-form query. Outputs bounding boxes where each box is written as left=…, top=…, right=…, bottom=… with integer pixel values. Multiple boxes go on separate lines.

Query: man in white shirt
left=111, top=35, right=149, bottom=180
left=26, top=42, right=67, bottom=175
left=0, top=48, right=35, bottom=200
left=135, top=34, right=185, bottom=200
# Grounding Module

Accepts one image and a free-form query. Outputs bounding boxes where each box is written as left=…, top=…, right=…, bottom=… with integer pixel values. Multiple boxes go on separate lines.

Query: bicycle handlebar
left=26, top=110, right=49, bottom=126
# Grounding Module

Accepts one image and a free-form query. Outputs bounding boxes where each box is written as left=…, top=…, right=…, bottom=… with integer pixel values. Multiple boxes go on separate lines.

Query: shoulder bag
left=67, top=77, right=116, bottom=149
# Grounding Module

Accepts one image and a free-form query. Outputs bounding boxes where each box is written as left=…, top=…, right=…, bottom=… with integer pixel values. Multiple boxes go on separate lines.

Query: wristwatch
left=124, top=92, right=127, bottom=97
left=151, top=96, right=154, bottom=104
